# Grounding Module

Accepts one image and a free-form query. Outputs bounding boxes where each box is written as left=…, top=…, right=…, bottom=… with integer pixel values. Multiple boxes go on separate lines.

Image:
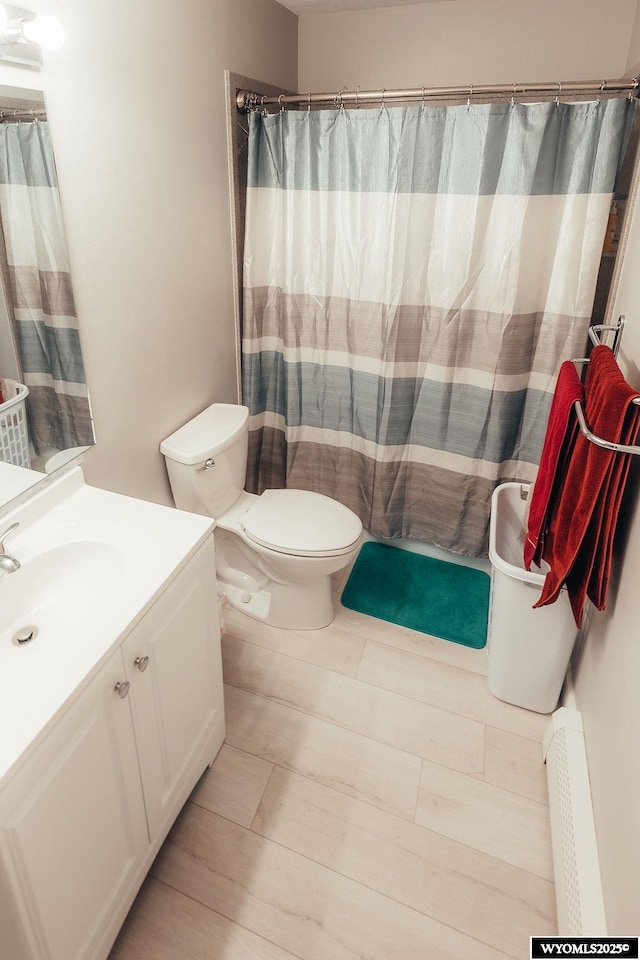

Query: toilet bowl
left=161, top=404, right=362, bottom=629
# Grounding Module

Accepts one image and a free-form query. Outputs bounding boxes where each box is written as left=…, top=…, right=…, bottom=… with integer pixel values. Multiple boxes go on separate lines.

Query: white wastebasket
left=487, top=482, right=578, bottom=714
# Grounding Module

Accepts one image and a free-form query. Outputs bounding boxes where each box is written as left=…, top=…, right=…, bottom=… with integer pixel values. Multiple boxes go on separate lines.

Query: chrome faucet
left=0, top=522, right=21, bottom=575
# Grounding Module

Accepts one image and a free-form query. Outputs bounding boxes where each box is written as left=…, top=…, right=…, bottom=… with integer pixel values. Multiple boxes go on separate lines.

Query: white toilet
left=161, top=403, right=363, bottom=630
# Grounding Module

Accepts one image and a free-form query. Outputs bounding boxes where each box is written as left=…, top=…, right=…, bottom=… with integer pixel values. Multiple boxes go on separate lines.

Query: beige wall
left=628, top=1, right=640, bottom=70
left=1, top=0, right=639, bottom=931
left=570, top=173, right=640, bottom=931
left=602, top=62, right=640, bottom=936
left=574, top=4, right=640, bottom=921
left=298, top=0, right=640, bottom=932
left=0, top=0, right=297, bottom=505
left=299, top=0, right=637, bottom=91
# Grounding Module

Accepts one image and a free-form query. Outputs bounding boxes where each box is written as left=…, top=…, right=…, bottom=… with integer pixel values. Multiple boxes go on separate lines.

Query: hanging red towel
left=534, top=345, right=640, bottom=626
left=524, top=361, right=584, bottom=570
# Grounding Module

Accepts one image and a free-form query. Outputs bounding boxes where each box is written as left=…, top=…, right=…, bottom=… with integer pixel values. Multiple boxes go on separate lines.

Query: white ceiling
left=278, top=0, right=452, bottom=13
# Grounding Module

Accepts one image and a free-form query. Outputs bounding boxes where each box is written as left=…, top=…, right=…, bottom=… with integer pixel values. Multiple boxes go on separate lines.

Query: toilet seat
left=241, top=489, right=362, bottom=558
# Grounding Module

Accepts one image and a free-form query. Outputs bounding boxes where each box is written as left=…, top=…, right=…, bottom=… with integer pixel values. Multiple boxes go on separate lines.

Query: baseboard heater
left=543, top=707, right=607, bottom=935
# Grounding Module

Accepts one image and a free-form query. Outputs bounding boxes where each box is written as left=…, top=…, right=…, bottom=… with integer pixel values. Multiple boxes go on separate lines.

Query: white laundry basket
left=0, top=379, right=30, bottom=469
left=487, top=482, right=578, bottom=714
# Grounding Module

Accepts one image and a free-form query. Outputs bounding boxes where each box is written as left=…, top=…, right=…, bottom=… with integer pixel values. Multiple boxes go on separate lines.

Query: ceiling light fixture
left=0, top=6, right=64, bottom=50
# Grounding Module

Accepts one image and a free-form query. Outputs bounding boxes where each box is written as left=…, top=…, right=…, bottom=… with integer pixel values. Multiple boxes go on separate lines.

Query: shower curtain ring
left=307, top=92, right=311, bottom=113
left=421, top=86, right=426, bottom=109
left=355, top=85, right=360, bottom=109
left=511, top=82, right=517, bottom=106
left=598, top=80, right=606, bottom=102
left=334, top=86, right=347, bottom=110
left=629, top=78, right=639, bottom=100
left=278, top=94, right=285, bottom=113
left=467, top=83, right=473, bottom=108
left=555, top=81, right=562, bottom=105
left=381, top=88, right=386, bottom=108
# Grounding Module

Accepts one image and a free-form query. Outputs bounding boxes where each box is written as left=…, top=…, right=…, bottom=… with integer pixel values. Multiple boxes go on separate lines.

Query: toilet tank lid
left=160, top=403, right=249, bottom=465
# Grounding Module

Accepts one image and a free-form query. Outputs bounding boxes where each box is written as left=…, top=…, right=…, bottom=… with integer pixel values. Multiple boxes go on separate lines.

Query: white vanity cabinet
left=120, top=537, right=224, bottom=839
left=0, top=537, right=225, bottom=960
left=0, top=646, right=149, bottom=960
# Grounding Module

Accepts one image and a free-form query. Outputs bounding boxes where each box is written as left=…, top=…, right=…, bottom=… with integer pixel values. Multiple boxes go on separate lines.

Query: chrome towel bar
left=571, top=316, right=640, bottom=456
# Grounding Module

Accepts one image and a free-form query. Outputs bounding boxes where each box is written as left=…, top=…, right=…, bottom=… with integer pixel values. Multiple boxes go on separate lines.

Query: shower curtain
left=242, top=97, right=637, bottom=556
left=0, top=121, right=93, bottom=454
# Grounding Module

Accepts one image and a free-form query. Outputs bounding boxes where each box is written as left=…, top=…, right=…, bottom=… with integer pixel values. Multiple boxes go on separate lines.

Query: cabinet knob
left=134, top=655, right=149, bottom=672
left=114, top=680, right=131, bottom=699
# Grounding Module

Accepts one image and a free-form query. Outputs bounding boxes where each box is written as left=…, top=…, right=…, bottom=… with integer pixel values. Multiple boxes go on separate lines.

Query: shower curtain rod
left=236, top=77, right=639, bottom=113
left=0, top=109, right=46, bottom=123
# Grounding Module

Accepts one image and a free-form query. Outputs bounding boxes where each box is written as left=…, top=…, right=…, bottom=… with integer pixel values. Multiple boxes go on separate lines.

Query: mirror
left=0, top=87, right=94, bottom=514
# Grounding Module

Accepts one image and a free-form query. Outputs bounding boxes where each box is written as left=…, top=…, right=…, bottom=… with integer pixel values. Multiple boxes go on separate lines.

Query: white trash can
left=487, top=482, right=578, bottom=714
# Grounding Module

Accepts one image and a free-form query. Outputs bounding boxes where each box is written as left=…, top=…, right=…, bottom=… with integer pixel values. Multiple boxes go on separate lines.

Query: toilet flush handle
left=203, top=458, right=215, bottom=470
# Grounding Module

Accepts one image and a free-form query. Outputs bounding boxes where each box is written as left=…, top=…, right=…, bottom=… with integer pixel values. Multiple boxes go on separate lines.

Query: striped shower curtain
left=0, top=121, right=93, bottom=454
left=242, top=98, right=637, bottom=556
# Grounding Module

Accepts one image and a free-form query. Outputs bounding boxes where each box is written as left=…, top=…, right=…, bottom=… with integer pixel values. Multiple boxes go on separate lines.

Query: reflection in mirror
left=0, top=90, right=94, bottom=508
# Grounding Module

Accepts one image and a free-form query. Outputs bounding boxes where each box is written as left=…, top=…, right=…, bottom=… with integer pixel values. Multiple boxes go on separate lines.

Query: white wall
left=299, top=0, right=637, bottom=91
left=0, top=0, right=297, bottom=505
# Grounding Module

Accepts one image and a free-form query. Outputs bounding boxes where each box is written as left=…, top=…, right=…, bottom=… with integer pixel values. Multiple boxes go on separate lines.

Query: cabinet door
left=0, top=649, right=148, bottom=960
left=123, top=538, right=224, bottom=839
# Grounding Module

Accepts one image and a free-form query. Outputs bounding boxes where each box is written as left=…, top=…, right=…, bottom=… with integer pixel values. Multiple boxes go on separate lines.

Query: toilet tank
left=160, top=404, right=249, bottom=519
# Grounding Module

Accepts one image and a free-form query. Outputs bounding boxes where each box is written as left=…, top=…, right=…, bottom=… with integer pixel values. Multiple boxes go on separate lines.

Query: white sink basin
left=0, top=464, right=214, bottom=781
left=0, top=541, right=126, bottom=682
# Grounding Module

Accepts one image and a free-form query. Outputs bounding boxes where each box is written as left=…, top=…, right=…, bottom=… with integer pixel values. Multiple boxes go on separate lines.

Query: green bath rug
left=341, top=542, right=490, bottom=649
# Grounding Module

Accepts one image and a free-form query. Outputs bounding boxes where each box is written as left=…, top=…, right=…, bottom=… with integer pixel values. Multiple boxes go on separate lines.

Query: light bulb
left=21, top=14, right=64, bottom=50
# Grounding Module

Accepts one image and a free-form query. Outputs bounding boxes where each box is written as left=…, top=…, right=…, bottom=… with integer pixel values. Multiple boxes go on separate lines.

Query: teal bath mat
left=341, top=542, right=490, bottom=649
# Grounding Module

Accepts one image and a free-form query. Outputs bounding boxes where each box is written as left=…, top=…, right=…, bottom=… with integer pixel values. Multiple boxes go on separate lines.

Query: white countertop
left=0, top=467, right=214, bottom=784
left=0, top=460, right=44, bottom=506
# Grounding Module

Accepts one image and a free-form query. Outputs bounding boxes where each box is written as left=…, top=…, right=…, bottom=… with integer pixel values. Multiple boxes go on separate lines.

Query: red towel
left=524, top=361, right=584, bottom=570
left=534, top=345, right=640, bottom=626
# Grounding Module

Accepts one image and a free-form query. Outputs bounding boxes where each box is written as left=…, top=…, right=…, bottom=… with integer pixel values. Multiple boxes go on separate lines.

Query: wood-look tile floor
left=109, top=568, right=557, bottom=960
